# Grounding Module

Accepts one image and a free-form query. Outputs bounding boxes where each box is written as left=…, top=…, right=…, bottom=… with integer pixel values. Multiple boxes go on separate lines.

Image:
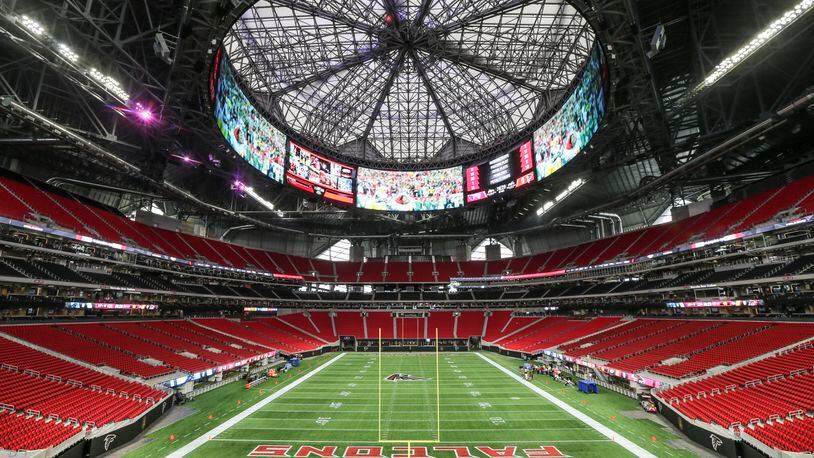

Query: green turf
left=124, top=353, right=335, bottom=458
left=127, top=352, right=698, bottom=458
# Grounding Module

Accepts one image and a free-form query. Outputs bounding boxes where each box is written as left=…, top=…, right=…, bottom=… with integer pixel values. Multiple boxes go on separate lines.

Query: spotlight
left=19, top=15, right=45, bottom=36
left=89, top=68, right=130, bottom=103
left=246, top=187, right=276, bottom=212
left=694, top=0, right=814, bottom=93
left=171, top=154, right=201, bottom=166
left=231, top=180, right=246, bottom=194
left=130, top=102, right=155, bottom=125
left=136, top=108, right=153, bottom=122
left=57, top=43, right=79, bottom=63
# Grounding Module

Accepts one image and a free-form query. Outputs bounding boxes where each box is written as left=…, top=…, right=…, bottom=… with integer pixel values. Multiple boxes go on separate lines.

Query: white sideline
left=476, top=352, right=657, bottom=458
left=167, top=353, right=346, bottom=457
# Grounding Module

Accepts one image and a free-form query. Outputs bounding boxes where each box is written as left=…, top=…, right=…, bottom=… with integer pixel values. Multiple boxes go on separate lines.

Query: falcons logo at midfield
left=385, top=373, right=431, bottom=382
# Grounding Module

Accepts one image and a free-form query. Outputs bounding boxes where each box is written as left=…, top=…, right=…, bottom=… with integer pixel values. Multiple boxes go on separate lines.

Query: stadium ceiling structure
left=224, top=0, right=595, bottom=164
left=1, top=0, right=814, bottom=244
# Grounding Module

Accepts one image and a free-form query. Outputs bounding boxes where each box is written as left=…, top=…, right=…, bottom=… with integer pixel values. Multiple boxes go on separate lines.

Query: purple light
left=170, top=153, right=202, bottom=166
left=137, top=109, right=153, bottom=122
left=231, top=180, right=246, bottom=193
left=130, top=102, right=155, bottom=125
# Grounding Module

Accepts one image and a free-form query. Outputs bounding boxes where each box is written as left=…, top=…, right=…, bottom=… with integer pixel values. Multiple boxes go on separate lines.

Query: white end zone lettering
left=248, top=445, right=566, bottom=458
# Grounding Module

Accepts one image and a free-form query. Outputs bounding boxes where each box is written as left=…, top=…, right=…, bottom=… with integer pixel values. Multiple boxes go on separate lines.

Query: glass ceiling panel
left=224, top=0, right=594, bottom=163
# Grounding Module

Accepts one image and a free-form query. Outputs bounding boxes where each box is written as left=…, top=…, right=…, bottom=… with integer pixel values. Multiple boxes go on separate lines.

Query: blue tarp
left=578, top=380, right=598, bottom=394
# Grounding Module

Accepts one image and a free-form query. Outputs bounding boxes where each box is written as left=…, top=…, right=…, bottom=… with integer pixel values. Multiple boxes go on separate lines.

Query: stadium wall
left=482, top=345, right=525, bottom=359
left=656, top=398, right=746, bottom=457
left=298, top=344, right=340, bottom=358
left=57, top=440, right=86, bottom=458
left=85, top=395, right=174, bottom=456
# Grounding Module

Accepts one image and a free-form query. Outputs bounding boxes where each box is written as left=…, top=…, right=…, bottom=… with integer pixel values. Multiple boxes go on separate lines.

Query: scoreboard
left=465, top=140, right=535, bottom=204
left=286, top=142, right=356, bottom=204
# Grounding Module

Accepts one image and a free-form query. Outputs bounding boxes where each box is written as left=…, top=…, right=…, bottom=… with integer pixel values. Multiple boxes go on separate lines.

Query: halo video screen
left=286, top=142, right=356, bottom=204
left=213, top=54, right=286, bottom=183
left=534, top=44, right=607, bottom=181
left=465, top=140, right=535, bottom=204
left=357, top=167, right=464, bottom=211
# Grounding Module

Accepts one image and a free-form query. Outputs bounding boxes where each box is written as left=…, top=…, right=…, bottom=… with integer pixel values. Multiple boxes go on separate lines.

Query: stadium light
left=89, top=68, right=130, bottom=103
left=231, top=179, right=246, bottom=194
left=132, top=102, right=154, bottom=123
left=13, top=14, right=131, bottom=104
left=56, top=43, right=79, bottom=63
left=537, top=178, right=585, bottom=217
left=19, top=15, right=45, bottom=36
left=694, top=0, right=814, bottom=94
left=245, top=186, right=275, bottom=211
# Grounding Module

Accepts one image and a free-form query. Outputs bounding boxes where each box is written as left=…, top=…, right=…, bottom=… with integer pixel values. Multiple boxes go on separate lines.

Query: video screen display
left=213, top=54, right=286, bottom=183
left=666, top=299, right=764, bottom=308
left=465, top=140, right=535, bottom=204
left=357, top=167, right=464, bottom=211
left=65, top=302, right=158, bottom=310
left=534, top=44, right=607, bottom=181
left=286, top=142, right=356, bottom=204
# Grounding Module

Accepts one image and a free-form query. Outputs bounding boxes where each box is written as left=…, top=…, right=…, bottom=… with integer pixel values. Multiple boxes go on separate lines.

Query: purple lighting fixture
left=170, top=154, right=201, bottom=166
left=119, top=102, right=156, bottom=125
left=231, top=179, right=246, bottom=194
left=135, top=104, right=153, bottom=123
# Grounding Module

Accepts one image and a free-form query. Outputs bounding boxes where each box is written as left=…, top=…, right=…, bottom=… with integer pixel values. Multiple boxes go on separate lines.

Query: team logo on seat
left=385, top=373, right=430, bottom=382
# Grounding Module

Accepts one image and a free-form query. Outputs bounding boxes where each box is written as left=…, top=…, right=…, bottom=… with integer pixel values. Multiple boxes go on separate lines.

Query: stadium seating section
left=2, top=172, right=814, bottom=285
left=0, top=409, right=83, bottom=452
left=0, top=314, right=813, bottom=454
left=499, top=316, right=623, bottom=352
left=744, top=415, right=814, bottom=453
left=191, top=318, right=322, bottom=353
left=0, top=334, right=169, bottom=452
left=657, top=342, right=814, bottom=426
left=425, top=312, right=454, bottom=339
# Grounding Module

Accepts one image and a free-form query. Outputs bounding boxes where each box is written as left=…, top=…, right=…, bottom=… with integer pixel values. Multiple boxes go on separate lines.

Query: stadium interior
left=1, top=0, right=814, bottom=457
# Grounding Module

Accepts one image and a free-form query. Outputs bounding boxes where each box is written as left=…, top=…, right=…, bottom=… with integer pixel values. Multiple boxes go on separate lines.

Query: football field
left=152, top=351, right=697, bottom=458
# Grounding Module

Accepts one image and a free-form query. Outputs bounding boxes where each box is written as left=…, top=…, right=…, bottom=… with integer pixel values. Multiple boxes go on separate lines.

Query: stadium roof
left=223, top=0, right=595, bottom=164
left=2, top=0, right=813, bottom=240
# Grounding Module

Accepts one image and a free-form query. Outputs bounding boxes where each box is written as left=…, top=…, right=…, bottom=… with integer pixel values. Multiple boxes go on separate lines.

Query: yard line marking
left=259, top=401, right=544, bottom=407
left=241, top=417, right=578, bottom=423
left=210, top=439, right=614, bottom=444
left=256, top=408, right=560, bottom=414
left=228, top=427, right=592, bottom=432
left=476, top=352, right=657, bottom=458
left=166, top=353, right=346, bottom=458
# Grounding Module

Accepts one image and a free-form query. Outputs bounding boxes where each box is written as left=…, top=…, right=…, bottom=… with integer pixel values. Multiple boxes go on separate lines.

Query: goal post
left=377, top=327, right=441, bottom=444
